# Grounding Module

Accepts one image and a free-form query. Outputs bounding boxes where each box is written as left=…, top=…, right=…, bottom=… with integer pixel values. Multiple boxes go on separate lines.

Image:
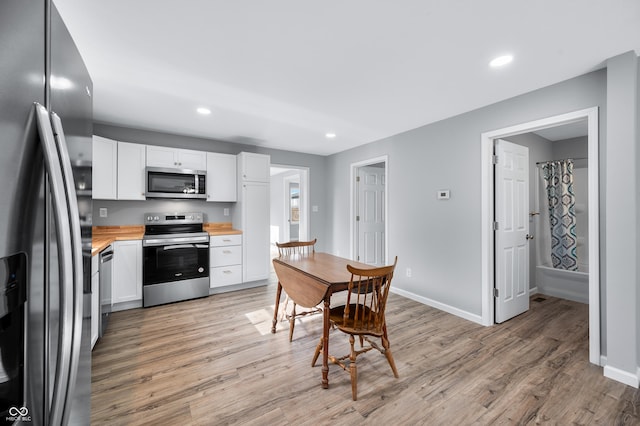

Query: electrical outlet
left=99, top=208, right=107, bottom=218
left=223, top=208, right=229, bottom=216
left=406, top=267, right=412, bottom=278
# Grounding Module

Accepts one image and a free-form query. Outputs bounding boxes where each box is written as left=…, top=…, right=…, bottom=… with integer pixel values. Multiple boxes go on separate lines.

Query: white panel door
left=495, top=139, right=530, bottom=323
left=357, top=166, right=385, bottom=265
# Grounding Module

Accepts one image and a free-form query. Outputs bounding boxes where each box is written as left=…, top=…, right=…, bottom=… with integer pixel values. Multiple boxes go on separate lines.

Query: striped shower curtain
left=542, top=160, right=578, bottom=271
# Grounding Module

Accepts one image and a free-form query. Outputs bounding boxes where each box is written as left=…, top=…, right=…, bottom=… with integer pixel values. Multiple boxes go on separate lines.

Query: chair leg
left=382, top=326, right=399, bottom=378
left=288, top=302, right=297, bottom=342
left=349, top=334, right=358, bottom=401
left=312, top=336, right=323, bottom=367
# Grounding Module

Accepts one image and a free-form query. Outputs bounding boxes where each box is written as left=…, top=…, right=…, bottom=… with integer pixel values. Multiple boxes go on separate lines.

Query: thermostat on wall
left=437, top=190, right=450, bottom=200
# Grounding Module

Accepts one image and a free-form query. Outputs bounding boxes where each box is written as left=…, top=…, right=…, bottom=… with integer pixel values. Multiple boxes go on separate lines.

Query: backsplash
left=92, top=199, right=235, bottom=226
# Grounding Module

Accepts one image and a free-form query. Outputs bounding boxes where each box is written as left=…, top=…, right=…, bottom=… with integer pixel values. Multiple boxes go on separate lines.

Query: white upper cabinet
left=146, top=145, right=206, bottom=170
left=117, top=142, right=146, bottom=200
left=92, top=136, right=117, bottom=200
left=238, top=152, right=270, bottom=182
left=206, top=152, right=237, bottom=202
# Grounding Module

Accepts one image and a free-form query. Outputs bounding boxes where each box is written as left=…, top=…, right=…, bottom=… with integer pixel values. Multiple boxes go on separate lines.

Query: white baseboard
left=604, top=364, right=640, bottom=388
left=390, top=287, right=483, bottom=325
left=529, top=286, right=538, bottom=295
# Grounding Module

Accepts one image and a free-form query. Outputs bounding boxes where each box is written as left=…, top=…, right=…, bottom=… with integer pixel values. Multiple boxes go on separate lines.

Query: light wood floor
left=91, top=281, right=640, bottom=425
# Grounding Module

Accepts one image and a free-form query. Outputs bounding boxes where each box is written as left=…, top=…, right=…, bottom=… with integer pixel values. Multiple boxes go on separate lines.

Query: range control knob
left=146, top=216, right=153, bottom=221
left=154, top=216, right=159, bottom=221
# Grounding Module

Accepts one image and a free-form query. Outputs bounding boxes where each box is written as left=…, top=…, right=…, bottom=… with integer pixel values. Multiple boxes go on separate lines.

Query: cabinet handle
left=223, top=250, right=232, bottom=254
left=223, top=270, right=232, bottom=274
left=222, top=239, right=231, bottom=242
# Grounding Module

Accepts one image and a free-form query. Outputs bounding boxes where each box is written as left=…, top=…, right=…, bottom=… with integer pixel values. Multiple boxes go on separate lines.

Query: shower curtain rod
left=535, top=157, right=588, bottom=166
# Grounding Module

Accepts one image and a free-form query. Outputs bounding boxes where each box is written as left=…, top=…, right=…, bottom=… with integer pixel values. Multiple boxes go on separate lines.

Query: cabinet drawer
left=210, top=265, right=243, bottom=287
left=210, top=234, right=242, bottom=247
left=210, top=245, right=242, bottom=267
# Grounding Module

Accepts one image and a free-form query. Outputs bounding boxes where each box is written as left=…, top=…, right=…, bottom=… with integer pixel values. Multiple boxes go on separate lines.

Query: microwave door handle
left=35, top=103, right=74, bottom=426
left=163, top=244, right=196, bottom=251
left=50, top=111, right=84, bottom=426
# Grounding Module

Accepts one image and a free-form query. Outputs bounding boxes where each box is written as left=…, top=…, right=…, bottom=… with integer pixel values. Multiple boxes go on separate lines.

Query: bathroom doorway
left=481, top=107, right=600, bottom=364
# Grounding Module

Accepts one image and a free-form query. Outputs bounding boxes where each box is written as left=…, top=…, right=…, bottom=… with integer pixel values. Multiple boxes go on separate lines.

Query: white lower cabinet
left=210, top=234, right=242, bottom=288
left=112, top=240, right=142, bottom=309
left=91, top=254, right=99, bottom=350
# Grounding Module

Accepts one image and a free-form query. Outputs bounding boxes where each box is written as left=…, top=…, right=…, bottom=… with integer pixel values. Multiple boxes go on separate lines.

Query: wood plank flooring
left=91, top=280, right=640, bottom=425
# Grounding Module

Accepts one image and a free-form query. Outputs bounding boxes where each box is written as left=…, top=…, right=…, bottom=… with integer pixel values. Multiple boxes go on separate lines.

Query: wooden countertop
left=92, top=225, right=144, bottom=256
left=204, top=222, right=242, bottom=236
left=91, top=223, right=242, bottom=256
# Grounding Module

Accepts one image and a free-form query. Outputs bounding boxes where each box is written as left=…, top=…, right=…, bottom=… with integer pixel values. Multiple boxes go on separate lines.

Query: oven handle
left=163, top=244, right=196, bottom=251
left=143, top=235, right=209, bottom=247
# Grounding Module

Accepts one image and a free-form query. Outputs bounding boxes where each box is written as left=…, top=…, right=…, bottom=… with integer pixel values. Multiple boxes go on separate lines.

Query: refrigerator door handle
left=51, top=111, right=84, bottom=426
left=34, top=103, right=75, bottom=426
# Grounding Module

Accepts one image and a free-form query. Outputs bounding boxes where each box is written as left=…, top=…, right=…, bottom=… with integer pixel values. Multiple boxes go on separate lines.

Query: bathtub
left=535, top=264, right=589, bottom=304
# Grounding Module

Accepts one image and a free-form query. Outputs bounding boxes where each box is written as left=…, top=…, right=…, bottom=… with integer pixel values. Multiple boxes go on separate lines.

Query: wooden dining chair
left=312, top=256, right=399, bottom=401
left=275, top=239, right=322, bottom=341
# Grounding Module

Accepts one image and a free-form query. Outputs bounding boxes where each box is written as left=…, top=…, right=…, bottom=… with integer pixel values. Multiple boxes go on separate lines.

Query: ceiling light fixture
left=197, top=107, right=211, bottom=115
left=325, top=132, right=336, bottom=139
left=489, top=54, right=513, bottom=68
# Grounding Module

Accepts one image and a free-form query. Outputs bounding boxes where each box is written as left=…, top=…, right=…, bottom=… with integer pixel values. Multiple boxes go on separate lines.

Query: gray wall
left=604, top=51, right=639, bottom=383
left=93, top=124, right=329, bottom=251
left=326, top=69, right=607, bottom=318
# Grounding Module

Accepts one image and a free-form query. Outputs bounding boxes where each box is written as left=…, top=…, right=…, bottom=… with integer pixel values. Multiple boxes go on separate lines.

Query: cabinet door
left=146, top=145, right=177, bottom=168
left=117, top=142, right=146, bottom=200
left=238, top=152, right=270, bottom=182
left=92, top=136, right=117, bottom=199
left=112, top=240, right=142, bottom=304
left=206, top=152, right=237, bottom=202
left=242, top=182, right=270, bottom=281
left=178, top=148, right=206, bottom=170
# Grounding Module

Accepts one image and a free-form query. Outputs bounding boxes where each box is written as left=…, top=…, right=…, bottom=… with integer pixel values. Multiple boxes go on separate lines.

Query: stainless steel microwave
left=145, top=167, right=207, bottom=199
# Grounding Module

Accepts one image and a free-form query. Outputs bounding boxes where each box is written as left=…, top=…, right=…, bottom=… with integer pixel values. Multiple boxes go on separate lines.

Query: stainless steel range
left=142, top=212, right=210, bottom=307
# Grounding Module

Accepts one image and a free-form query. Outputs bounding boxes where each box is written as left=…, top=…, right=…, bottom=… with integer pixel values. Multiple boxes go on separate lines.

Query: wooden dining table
left=271, top=252, right=373, bottom=389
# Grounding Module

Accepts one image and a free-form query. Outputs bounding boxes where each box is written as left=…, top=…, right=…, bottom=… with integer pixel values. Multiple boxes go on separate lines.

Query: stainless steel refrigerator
left=0, top=1, right=93, bottom=425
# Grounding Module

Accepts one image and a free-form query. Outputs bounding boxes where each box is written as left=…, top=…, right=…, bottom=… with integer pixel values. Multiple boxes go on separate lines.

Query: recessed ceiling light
left=325, top=132, right=336, bottom=139
left=489, top=55, right=513, bottom=68
left=197, top=107, right=211, bottom=115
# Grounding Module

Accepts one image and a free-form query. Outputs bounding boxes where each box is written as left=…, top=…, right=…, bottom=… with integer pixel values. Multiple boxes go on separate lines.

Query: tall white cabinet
left=233, top=152, right=270, bottom=282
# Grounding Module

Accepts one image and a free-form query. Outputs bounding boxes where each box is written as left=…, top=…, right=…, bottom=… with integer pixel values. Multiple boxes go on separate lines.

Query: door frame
left=271, top=165, right=310, bottom=242
left=350, top=156, right=389, bottom=264
left=283, top=174, right=300, bottom=242
left=480, top=107, right=600, bottom=365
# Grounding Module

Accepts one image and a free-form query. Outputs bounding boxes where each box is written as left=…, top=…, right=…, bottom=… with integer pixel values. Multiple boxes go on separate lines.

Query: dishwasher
left=99, top=245, right=114, bottom=337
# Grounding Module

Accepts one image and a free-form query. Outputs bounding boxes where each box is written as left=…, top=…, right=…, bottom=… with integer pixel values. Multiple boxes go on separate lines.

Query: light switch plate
left=99, top=207, right=108, bottom=217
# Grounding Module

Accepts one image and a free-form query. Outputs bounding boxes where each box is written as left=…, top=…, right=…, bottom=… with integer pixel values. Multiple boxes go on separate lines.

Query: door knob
left=526, top=234, right=534, bottom=240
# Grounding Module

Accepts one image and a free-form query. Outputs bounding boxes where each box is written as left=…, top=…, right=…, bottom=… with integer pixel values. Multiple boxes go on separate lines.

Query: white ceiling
left=53, top=0, right=640, bottom=156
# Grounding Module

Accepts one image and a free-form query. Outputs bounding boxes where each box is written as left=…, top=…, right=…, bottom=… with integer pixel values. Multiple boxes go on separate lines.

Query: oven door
left=143, top=241, right=209, bottom=286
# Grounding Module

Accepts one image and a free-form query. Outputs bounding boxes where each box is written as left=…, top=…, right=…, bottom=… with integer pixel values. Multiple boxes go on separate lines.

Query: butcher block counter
left=91, top=225, right=145, bottom=256
left=92, top=222, right=242, bottom=256
left=204, top=222, right=242, bottom=236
